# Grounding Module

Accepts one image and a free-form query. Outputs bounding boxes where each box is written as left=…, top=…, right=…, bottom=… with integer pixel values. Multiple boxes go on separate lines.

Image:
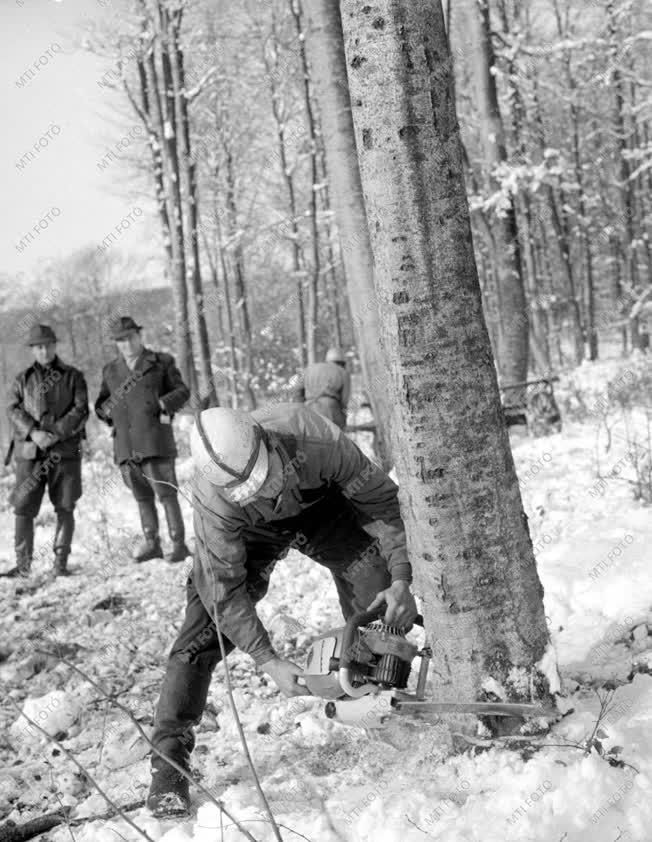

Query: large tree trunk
left=305, top=0, right=393, bottom=468
left=461, top=0, right=529, bottom=385
left=341, top=0, right=554, bottom=725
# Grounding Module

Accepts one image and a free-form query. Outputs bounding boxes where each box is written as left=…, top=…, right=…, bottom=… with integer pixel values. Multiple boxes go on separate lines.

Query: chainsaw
left=301, top=609, right=552, bottom=727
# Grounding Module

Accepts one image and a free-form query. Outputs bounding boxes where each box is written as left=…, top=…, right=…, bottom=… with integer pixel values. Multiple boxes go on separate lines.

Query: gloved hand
left=368, top=580, right=417, bottom=627
left=31, top=430, right=57, bottom=450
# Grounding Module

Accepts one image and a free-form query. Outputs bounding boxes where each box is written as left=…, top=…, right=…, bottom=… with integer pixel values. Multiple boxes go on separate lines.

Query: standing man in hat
left=94, top=316, right=191, bottom=563
left=291, top=347, right=351, bottom=430
left=6, top=324, right=89, bottom=577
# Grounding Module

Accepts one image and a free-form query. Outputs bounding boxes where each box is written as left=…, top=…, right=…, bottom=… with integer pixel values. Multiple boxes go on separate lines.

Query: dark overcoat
left=95, top=348, right=189, bottom=464
left=7, top=357, right=88, bottom=461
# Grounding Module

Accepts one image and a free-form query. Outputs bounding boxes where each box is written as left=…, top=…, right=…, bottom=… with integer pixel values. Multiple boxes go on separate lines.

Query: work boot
left=53, top=550, right=70, bottom=577
left=15, top=515, right=34, bottom=576
left=53, top=510, right=74, bottom=575
left=147, top=764, right=191, bottom=818
left=148, top=655, right=215, bottom=817
left=162, top=497, right=190, bottom=563
left=133, top=535, right=163, bottom=563
left=133, top=500, right=162, bottom=562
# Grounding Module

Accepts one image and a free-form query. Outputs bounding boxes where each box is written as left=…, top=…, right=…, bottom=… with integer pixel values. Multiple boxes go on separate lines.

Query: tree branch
left=5, top=698, right=155, bottom=842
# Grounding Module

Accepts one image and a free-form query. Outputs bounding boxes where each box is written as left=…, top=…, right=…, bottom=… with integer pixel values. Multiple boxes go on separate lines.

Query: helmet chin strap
left=194, top=411, right=264, bottom=489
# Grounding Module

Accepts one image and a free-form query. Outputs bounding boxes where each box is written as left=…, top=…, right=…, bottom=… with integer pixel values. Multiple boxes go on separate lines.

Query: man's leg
left=145, top=458, right=189, bottom=563
left=149, top=575, right=228, bottom=817
left=120, top=460, right=162, bottom=562
left=149, top=531, right=288, bottom=816
left=300, top=493, right=391, bottom=619
left=48, top=459, right=82, bottom=575
left=9, top=460, right=46, bottom=576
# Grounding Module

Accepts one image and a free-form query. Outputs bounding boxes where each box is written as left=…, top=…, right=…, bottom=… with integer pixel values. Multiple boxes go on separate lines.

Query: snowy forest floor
left=1, top=360, right=652, bottom=842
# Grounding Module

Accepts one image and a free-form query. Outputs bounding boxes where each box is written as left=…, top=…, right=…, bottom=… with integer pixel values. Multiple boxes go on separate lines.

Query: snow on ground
left=1, top=362, right=652, bottom=841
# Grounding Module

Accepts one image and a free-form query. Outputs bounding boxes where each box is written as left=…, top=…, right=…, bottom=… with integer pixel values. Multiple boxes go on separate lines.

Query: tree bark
left=127, top=4, right=193, bottom=385
left=290, top=0, right=320, bottom=364
left=340, top=0, right=554, bottom=725
left=318, top=147, right=345, bottom=347
left=151, top=0, right=196, bottom=389
left=552, top=0, right=597, bottom=360
left=224, top=144, right=256, bottom=410
left=531, top=70, right=584, bottom=363
left=213, top=207, right=241, bottom=408
left=460, top=0, right=529, bottom=385
left=305, top=0, right=393, bottom=468
left=169, top=6, right=217, bottom=406
left=263, top=15, right=308, bottom=369
left=606, top=1, right=648, bottom=351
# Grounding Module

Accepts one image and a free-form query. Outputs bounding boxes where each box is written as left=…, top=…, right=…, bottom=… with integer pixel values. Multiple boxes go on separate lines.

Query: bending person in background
left=291, top=346, right=351, bottom=430
left=94, top=316, right=191, bottom=564
left=6, top=324, right=88, bottom=578
left=146, top=403, right=416, bottom=817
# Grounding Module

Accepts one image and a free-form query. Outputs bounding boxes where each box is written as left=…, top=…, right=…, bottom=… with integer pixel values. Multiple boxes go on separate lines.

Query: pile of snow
left=10, top=690, right=82, bottom=743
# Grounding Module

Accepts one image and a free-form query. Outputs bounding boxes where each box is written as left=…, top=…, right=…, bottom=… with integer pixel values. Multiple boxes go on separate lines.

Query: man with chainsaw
left=147, top=403, right=417, bottom=817
left=291, top=346, right=351, bottom=430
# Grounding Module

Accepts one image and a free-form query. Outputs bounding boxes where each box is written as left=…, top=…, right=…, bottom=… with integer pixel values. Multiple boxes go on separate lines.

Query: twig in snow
left=51, top=779, right=77, bottom=842
left=406, top=814, right=430, bottom=834
left=218, top=819, right=315, bottom=842
left=5, top=697, right=155, bottom=842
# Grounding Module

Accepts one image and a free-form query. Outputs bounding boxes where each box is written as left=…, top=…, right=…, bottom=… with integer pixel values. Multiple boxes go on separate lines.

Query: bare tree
left=305, top=0, right=393, bottom=466
left=460, top=0, right=529, bottom=385
left=341, top=0, right=554, bottom=720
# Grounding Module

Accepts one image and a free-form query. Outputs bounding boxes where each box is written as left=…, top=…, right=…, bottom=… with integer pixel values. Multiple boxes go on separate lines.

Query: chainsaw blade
left=393, top=699, right=552, bottom=718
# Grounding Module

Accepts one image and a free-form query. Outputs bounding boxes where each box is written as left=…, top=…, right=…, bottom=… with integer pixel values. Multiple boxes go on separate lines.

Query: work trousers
left=150, top=492, right=391, bottom=769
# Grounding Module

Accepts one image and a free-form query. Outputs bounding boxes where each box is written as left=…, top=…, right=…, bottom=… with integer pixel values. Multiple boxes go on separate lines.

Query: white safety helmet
left=325, top=347, right=346, bottom=364
left=190, top=407, right=269, bottom=504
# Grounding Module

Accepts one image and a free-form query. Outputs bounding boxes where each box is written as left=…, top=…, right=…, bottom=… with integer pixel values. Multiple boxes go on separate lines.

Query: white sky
left=0, top=0, right=158, bottom=285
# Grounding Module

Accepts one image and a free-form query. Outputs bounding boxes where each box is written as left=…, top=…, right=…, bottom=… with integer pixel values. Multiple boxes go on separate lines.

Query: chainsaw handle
left=339, top=607, right=424, bottom=670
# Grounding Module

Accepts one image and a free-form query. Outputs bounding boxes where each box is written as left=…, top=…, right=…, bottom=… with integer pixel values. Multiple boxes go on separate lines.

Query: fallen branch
left=0, top=809, right=71, bottom=842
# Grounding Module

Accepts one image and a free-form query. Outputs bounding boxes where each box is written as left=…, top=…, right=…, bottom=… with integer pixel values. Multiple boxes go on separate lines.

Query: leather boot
left=133, top=500, right=162, bottom=562
left=147, top=656, right=214, bottom=817
left=15, top=515, right=34, bottom=576
left=53, top=510, right=74, bottom=576
left=53, top=550, right=70, bottom=576
left=162, top=497, right=190, bottom=563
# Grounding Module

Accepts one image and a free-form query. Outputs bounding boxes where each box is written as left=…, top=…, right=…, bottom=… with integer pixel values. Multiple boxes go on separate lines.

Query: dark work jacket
left=192, top=404, right=410, bottom=666
left=7, top=357, right=88, bottom=461
left=94, top=348, right=190, bottom=465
